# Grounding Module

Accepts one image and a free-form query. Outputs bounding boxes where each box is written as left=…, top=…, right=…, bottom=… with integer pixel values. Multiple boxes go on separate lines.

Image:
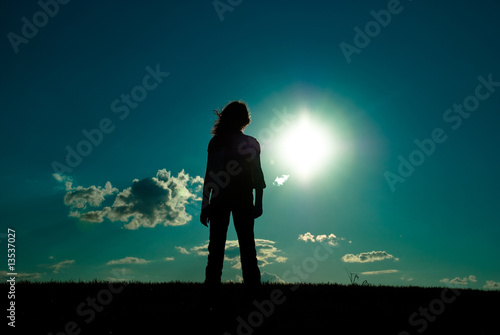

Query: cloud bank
left=360, top=269, right=399, bottom=275
left=49, top=260, right=75, bottom=273
left=483, top=280, right=500, bottom=290
left=440, top=275, right=477, bottom=286
left=261, top=271, right=286, bottom=283
left=342, top=251, right=398, bottom=263
left=0, top=271, right=41, bottom=280
left=298, top=232, right=348, bottom=246
left=106, top=257, right=151, bottom=265
left=175, top=246, right=190, bottom=255
left=54, top=169, right=204, bottom=229
left=64, top=181, right=118, bottom=209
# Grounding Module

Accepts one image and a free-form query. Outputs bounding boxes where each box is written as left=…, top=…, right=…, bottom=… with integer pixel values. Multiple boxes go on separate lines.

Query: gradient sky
left=1, top=0, right=499, bottom=289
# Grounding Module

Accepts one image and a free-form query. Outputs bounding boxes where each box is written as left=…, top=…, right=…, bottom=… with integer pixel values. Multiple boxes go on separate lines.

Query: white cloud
left=106, top=257, right=150, bottom=265
left=53, top=173, right=70, bottom=183
left=273, top=175, right=290, bottom=186
left=342, top=251, right=397, bottom=263
left=226, top=275, right=244, bottom=283
left=190, top=176, right=204, bottom=193
left=255, top=239, right=288, bottom=267
left=440, top=277, right=467, bottom=285
left=298, top=232, right=315, bottom=243
left=400, top=275, right=414, bottom=282
left=49, top=260, right=75, bottom=273
left=190, top=244, right=209, bottom=256
left=52, top=173, right=73, bottom=190
left=440, top=275, right=478, bottom=286
left=175, top=246, right=190, bottom=255
left=317, top=234, right=340, bottom=246
left=360, top=269, right=399, bottom=275
left=0, top=271, right=42, bottom=280
left=298, top=232, right=347, bottom=246
left=73, top=207, right=111, bottom=223
left=261, top=271, right=286, bottom=284
left=483, top=280, right=500, bottom=290
left=164, top=257, right=175, bottom=261
left=64, top=181, right=118, bottom=209
left=275, top=256, right=288, bottom=263
left=315, top=234, right=328, bottom=242
left=451, top=277, right=469, bottom=285
left=229, top=272, right=286, bottom=284
left=105, top=268, right=135, bottom=282
left=57, top=169, right=204, bottom=229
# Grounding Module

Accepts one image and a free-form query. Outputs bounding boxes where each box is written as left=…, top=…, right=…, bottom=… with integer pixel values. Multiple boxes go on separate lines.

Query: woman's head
left=211, top=100, right=251, bottom=136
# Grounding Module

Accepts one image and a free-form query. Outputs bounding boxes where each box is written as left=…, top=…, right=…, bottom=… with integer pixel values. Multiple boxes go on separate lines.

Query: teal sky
left=1, top=0, right=499, bottom=290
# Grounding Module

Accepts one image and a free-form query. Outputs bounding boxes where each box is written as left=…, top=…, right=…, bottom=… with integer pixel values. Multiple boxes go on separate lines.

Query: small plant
left=345, top=268, right=359, bottom=285
left=345, top=268, right=370, bottom=286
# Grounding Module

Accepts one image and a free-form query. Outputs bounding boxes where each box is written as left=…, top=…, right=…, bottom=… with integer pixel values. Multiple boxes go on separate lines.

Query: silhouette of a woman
left=201, top=101, right=266, bottom=298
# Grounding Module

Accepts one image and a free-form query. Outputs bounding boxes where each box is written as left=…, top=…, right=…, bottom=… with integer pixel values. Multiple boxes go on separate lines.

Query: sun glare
left=278, top=113, right=338, bottom=179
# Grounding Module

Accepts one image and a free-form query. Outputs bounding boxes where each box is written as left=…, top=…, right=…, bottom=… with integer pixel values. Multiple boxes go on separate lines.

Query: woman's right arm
left=200, top=151, right=213, bottom=226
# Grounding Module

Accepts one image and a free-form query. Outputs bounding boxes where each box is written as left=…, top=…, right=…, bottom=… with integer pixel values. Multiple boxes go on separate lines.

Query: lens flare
left=277, top=113, right=339, bottom=180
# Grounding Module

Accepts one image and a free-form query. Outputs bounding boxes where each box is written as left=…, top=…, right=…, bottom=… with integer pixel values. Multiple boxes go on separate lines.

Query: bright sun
left=278, top=113, right=338, bottom=179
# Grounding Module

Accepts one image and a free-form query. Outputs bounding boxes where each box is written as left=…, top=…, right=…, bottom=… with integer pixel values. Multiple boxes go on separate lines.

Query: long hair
left=211, top=101, right=251, bottom=136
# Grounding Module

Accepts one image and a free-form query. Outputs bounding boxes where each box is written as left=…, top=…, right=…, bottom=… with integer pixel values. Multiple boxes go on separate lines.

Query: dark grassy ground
left=3, top=281, right=499, bottom=334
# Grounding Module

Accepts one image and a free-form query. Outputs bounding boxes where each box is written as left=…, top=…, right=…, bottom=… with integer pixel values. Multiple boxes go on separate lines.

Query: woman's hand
left=253, top=204, right=263, bottom=219
left=253, top=188, right=264, bottom=219
left=200, top=206, right=210, bottom=227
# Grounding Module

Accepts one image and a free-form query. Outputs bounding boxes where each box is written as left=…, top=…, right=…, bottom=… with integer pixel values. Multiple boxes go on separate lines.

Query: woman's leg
left=233, top=205, right=261, bottom=289
left=204, top=205, right=231, bottom=287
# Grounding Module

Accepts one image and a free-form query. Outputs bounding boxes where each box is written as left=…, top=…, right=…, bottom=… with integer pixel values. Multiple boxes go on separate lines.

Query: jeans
left=204, top=192, right=261, bottom=288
